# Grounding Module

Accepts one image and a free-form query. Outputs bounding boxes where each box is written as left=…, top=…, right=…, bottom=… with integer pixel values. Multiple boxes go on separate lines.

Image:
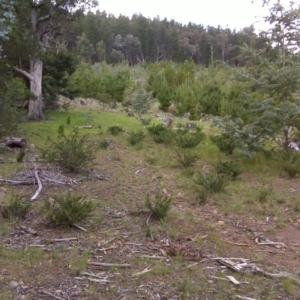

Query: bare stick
left=222, top=239, right=249, bottom=247
left=99, top=237, right=115, bottom=247
left=9, top=217, right=19, bottom=225
left=93, top=169, right=107, bottom=181
left=139, top=255, right=167, bottom=260
left=135, top=168, right=145, bottom=175
left=30, top=171, right=42, bottom=201
left=0, top=179, right=33, bottom=185
left=210, top=276, right=231, bottom=282
left=227, top=276, right=241, bottom=285
left=88, top=262, right=131, bottom=268
left=21, top=226, right=37, bottom=235
left=40, top=290, right=65, bottom=300
left=254, top=266, right=300, bottom=284
left=87, top=278, right=110, bottom=283
left=81, top=272, right=107, bottom=279
left=96, top=246, right=118, bottom=252
left=187, top=262, right=198, bottom=268
left=50, top=238, right=78, bottom=242
left=73, top=223, right=87, bottom=232
left=235, top=296, right=258, bottom=300
left=132, top=266, right=152, bottom=277
left=146, top=213, right=152, bottom=225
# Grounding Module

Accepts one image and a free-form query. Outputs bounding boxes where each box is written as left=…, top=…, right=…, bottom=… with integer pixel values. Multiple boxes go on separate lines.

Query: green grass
left=26, top=108, right=144, bottom=148
left=1, top=101, right=300, bottom=299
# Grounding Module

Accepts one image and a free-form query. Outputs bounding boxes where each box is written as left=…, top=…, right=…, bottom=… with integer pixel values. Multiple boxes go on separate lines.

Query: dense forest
left=55, top=11, right=269, bottom=66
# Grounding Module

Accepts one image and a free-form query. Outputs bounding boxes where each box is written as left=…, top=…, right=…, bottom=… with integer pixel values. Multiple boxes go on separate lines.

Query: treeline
left=64, top=10, right=269, bottom=66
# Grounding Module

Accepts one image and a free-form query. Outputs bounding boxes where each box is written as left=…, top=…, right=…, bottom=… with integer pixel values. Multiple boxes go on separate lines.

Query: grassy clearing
left=1, top=103, right=300, bottom=299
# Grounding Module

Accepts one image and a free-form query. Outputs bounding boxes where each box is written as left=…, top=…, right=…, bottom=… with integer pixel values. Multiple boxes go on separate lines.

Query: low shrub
left=195, top=189, right=209, bottom=204
left=215, top=160, right=242, bottom=180
left=172, top=128, right=206, bottom=148
left=257, top=186, right=273, bottom=203
left=194, top=172, right=228, bottom=193
left=107, top=126, right=124, bottom=135
left=42, top=193, right=96, bottom=226
left=16, top=149, right=26, bottom=163
left=99, top=139, right=110, bottom=150
left=42, top=126, right=98, bottom=172
left=281, top=152, right=300, bottom=178
left=145, top=192, right=172, bottom=222
left=174, top=149, right=199, bottom=168
left=147, top=124, right=173, bottom=144
left=210, top=133, right=235, bottom=155
left=1, top=195, right=31, bottom=219
left=127, top=130, right=146, bottom=146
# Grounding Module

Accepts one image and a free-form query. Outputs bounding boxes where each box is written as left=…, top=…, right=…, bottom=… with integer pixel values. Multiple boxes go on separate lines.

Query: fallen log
left=4, top=137, right=26, bottom=148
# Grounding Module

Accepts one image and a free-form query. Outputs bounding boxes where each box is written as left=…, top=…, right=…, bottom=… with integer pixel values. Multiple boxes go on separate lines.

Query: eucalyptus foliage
left=0, top=0, right=15, bottom=43
left=214, top=1, right=300, bottom=156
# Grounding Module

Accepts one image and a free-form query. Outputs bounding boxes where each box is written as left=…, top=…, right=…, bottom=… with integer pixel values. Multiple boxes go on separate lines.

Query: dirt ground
left=1, top=107, right=300, bottom=299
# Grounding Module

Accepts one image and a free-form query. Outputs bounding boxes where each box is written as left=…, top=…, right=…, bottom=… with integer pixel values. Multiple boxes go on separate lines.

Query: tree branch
left=30, top=171, right=42, bottom=201
left=36, top=14, right=52, bottom=27
left=13, top=67, right=33, bottom=81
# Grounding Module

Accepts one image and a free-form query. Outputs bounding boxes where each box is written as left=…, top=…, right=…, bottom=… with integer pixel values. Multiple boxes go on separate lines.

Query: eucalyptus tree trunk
left=28, top=59, right=43, bottom=120
left=14, top=58, right=44, bottom=120
left=12, top=0, right=98, bottom=120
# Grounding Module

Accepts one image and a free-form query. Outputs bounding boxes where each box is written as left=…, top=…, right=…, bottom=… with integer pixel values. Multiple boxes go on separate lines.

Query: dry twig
left=40, top=290, right=66, bottom=300
left=132, top=266, right=152, bottom=277
left=73, top=223, right=87, bottom=232
left=88, top=262, right=131, bottom=269
left=30, top=170, right=42, bottom=201
left=221, top=239, right=249, bottom=247
left=235, top=296, right=257, bottom=300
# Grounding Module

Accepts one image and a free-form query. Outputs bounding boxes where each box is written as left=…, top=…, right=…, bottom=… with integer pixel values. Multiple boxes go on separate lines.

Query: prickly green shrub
left=127, top=130, right=146, bottom=146
left=107, top=125, right=124, bottom=135
left=194, top=172, right=228, bottom=193
left=42, top=126, right=98, bottom=172
left=16, top=149, right=26, bottom=162
left=215, top=160, right=242, bottom=180
left=210, top=133, right=236, bottom=155
left=43, top=193, right=96, bottom=226
left=257, top=186, right=273, bottom=203
left=172, top=128, right=206, bottom=148
left=1, top=195, right=31, bottom=219
left=195, top=189, right=209, bottom=204
left=147, top=124, right=172, bottom=144
left=174, top=149, right=199, bottom=168
left=281, top=152, right=300, bottom=178
left=99, top=139, right=110, bottom=149
left=145, top=192, right=172, bottom=222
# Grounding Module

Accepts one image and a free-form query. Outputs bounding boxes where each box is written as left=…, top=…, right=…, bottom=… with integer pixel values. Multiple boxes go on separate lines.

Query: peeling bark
left=28, top=59, right=43, bottom=120
left=14, top=59, right=44, bottom=120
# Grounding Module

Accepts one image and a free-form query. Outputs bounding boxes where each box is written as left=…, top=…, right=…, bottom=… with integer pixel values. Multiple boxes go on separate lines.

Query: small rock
left=1, top=269, right=8, bottom=275
left=0, top=187, right=7, bottom=193
left=217, top=221, right=225, bottom=226
left=10, top=281, right=19, bottom=289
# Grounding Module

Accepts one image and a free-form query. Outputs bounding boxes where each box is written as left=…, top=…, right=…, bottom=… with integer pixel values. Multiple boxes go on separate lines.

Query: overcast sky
left=95, top=0, right=294, bottom=32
